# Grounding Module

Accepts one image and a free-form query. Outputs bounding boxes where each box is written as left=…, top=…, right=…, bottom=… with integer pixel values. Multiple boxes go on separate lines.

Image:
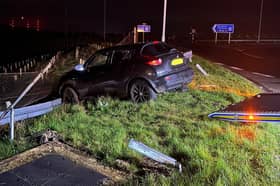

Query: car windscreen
left=141, top=43, right=171, bottom=56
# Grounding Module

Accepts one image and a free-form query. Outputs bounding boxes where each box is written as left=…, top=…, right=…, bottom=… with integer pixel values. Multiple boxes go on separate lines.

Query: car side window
left=111, top=49, right=132, bottom=65
left=87, top=52, right=109, bottom=68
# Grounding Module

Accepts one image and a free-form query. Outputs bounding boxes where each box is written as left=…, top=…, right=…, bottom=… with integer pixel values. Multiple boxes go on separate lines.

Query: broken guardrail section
left=0, top=99, right=61, bottom=126
left=209, top=93, right=280, bottom=123
left=183, top=50, right=192, bottom=62
left=128, top=139, right=182, bottom=172
left=209, top=112, right=280, bottom=123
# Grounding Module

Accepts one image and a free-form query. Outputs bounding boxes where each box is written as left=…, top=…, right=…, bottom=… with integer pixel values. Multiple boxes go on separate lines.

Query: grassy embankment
left=1, top=54, right=279, bottom=185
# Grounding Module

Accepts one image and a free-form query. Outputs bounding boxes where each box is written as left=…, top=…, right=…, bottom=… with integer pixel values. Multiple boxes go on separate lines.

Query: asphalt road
left=193, top=43, right=280, bottom=92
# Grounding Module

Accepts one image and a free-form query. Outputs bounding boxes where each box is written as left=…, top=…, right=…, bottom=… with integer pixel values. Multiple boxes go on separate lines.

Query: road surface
left=193, top=43, right=280, bottom=92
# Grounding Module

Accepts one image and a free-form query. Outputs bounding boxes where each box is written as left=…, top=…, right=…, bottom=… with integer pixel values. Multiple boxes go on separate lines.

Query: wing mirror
left=74, top=64, right=85, bottom=72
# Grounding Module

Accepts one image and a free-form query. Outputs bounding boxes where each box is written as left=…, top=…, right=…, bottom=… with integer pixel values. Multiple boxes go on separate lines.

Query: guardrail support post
left=10, top=108, right=15, bottom=140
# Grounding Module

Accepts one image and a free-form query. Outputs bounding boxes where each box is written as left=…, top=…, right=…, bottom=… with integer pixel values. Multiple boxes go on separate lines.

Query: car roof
left=97, top=41, right=163, bottom=53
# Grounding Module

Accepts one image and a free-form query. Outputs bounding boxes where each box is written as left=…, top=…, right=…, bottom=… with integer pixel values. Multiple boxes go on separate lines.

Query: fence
left=0, top=54, right=52, bottom=74
left=0, top=73, right=38, bottom=108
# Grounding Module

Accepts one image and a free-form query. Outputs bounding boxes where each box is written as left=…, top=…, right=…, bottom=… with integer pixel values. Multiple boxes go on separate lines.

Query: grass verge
left=0, top=55, right=279, bottom=185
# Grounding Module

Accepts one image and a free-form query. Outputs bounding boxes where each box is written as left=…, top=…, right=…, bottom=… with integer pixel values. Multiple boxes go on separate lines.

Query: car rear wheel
left=129, top=80, right=157, bottom=103
left=62, top=87, right=80, bottom=104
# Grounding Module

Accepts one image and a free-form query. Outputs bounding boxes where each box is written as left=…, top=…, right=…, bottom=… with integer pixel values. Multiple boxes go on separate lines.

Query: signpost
left=137, top=24, right=151, bottom=33
left=137, top=24, right=151, bottom=42
left=212, top=24, right=234, bottom=44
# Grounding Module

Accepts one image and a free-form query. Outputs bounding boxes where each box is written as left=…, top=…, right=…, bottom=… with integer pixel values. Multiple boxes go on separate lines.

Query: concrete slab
left=0, top=154, right=107, bottom=186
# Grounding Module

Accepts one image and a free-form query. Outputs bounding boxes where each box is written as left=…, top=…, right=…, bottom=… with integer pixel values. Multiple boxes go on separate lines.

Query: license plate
left=171, top=58, right=183, bottom=66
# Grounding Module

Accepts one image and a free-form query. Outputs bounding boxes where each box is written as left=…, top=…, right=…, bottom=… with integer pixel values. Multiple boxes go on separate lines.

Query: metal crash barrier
left=0, top=53, right=59, bottom=140
left=0, top=99, right=61, bottom=126
left=209, top=112, right=280, bottom=123
left=209, top=93, right=280, bottom=123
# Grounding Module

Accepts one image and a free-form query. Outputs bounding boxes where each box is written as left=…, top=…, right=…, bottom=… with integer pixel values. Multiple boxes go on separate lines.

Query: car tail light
left=146, top=58, right=162, bottom=66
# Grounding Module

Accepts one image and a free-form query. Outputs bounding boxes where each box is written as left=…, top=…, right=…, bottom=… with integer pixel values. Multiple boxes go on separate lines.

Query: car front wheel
left=129, top=80, right=157, bottom=103
left=62, top=87, right=80, bottom=104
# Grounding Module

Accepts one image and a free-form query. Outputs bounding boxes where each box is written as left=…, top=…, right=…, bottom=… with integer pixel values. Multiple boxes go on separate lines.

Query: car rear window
left=141, top=43, right=171, bottom=56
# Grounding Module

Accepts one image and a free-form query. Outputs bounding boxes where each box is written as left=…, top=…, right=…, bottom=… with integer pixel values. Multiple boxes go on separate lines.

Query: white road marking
left=252, top=72, right=275, bottom=78
left=234, top=48, right=246, bottom=52
left=229, top=66, right=243, bottom=71
left=242, top=52, right=264, bottom=60
left=213, top=62, right=224, bottom=66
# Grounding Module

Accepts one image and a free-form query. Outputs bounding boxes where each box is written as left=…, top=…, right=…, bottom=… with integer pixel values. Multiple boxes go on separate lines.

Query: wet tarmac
left=193, top=43, right=280, bottom=78
left=0, top=154, right=107, bottom=186
left=193, top=43, right=280, bottom=93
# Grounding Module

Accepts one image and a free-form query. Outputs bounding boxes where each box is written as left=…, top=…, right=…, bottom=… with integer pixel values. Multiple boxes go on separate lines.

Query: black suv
left=59, top=42, right=194, bottom=103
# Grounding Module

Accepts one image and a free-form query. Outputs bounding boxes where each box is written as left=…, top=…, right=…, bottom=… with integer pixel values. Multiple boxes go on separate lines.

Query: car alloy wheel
left=130, top=80, right=156, bottom=103
left=62, top=87, right=80, bottom=104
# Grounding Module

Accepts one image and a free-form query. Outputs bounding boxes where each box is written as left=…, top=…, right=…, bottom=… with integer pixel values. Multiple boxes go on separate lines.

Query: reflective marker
left=209, top=112, right=280, bottom=123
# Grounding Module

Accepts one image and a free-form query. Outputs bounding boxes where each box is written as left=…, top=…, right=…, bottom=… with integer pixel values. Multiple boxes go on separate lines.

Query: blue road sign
left=137, top=24, right=151, bottom=33
left=212, top=24, right=234, bottom=33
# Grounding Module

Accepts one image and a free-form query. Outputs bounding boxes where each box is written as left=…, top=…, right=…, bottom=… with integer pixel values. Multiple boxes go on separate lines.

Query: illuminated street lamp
left=257, top=0, right=264, bottom=43
left=161, top=0, right=167, bottom=42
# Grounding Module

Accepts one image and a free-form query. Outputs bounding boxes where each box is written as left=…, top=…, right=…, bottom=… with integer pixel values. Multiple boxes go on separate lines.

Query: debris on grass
left=138, top=158, right=173, bottom=176
left=38, top=129, right=58, bottom=144
left=115, top=159, right=131, bottom=172
left=128, top=139, right=182, bottom=173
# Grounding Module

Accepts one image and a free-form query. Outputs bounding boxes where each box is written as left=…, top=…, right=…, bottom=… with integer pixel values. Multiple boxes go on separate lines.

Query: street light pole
left=104, top=0, right=107, bottom=41
left=161, top=0, right=167, bottom=42
left=257, top=0, right=264, bottom=43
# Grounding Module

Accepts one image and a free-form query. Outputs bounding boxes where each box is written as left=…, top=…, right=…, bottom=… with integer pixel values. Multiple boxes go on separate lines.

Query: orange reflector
left=248, top=115, right=254, bottom=120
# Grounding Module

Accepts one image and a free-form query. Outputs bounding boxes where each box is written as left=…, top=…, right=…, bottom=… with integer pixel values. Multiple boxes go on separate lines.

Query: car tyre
left=129, top=80, right=157, bottom=103
left=62, top=87, right=80, bottom=104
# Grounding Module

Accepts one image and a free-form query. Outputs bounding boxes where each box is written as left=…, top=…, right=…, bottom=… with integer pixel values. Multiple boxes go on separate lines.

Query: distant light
left=9, top=19, right=15, bottom=28
left=26, top=20, right=30, bottom=29
left=21, top=16, right=24, bottom=20
left=36, top=18, right=40, bottom=32
left=248, top=115, right=254, bottom=120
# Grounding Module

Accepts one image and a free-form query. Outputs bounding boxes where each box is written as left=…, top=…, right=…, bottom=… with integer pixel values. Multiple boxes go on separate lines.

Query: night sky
left=1, top=0, right=280, bottom=37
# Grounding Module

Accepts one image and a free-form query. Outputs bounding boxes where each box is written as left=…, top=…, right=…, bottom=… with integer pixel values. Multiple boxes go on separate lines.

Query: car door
left=85, top=50, right=112, bottom=96
left=103, top=48, right=134, bottom=95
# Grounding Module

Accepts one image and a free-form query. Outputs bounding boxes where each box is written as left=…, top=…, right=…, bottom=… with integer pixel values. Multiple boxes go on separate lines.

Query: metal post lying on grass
left=128, top=139, right=182, bottom=172
left=196, top=64, right=208, bottom=76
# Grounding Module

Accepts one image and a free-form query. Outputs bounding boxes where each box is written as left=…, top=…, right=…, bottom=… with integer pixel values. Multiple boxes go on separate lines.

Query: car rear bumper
left=152, top=67, right=194, bottom=93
